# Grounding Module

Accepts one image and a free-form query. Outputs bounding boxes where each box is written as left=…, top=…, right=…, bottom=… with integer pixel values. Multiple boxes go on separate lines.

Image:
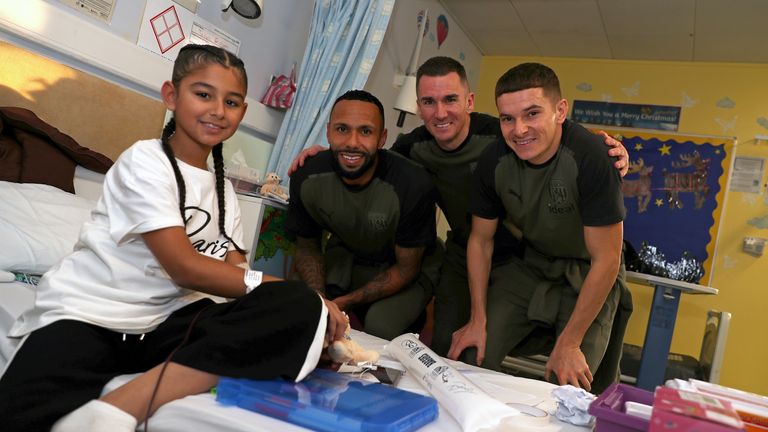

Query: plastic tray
left=216, top=368, right=438, bottom=432
left=589, top=383, right=654, bottom=432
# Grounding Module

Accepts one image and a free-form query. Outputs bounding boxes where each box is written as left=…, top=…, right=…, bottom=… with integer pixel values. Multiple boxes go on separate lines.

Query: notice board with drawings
left=590, top=126, right=736, bottom=285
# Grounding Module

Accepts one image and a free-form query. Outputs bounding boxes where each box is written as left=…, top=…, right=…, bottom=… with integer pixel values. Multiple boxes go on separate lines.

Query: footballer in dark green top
left=453, top=63, right=628, bottom=393
left=392, top=112, right=501, bottom=251
left=472, top=118, right=625, bottom=260
left=288, top=150, right=437, bottom=265
left=286, top=90, right=438, bottom=341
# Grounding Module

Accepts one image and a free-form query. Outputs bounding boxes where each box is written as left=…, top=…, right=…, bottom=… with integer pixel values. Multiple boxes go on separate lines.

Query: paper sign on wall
left=59, top=0, right=116, bottom=23
left=729, top=157, right=765, bottom=194
left=138, top=0, right=240, bottom=61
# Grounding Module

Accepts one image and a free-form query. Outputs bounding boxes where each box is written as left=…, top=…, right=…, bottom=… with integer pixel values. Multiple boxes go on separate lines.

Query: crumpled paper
left=550, top=385, right=596, bottom=427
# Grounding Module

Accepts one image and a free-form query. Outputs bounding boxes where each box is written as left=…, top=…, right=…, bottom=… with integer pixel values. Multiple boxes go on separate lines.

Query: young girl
left=0, top=44, right=345, bottom=432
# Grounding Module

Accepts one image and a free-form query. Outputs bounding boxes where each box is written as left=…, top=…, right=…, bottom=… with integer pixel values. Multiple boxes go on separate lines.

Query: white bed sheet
left=0, top=280, right=35, bottom=372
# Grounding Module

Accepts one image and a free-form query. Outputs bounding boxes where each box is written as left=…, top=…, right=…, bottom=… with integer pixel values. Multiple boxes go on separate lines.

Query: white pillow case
left=0, top=181, right=96, bottom=274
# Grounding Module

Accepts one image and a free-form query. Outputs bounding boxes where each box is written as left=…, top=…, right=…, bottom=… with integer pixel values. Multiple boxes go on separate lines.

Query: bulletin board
left=591, top=126, right=736, bottom=285
left=0, top=41, right=165, bottom=161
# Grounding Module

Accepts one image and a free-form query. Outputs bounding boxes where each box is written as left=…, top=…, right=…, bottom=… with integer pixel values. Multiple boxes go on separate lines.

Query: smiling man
left=448, top=63, right=629, bottom=392
left=286, top=90, right=439, bottom=340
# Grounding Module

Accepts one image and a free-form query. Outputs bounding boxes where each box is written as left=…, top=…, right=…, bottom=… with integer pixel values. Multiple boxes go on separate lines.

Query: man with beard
left=286, top=90, right=439, bottom=340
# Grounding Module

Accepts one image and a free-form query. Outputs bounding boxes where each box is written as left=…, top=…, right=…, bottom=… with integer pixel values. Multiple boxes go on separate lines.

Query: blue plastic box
left=216, top=368, right=438, bottom=432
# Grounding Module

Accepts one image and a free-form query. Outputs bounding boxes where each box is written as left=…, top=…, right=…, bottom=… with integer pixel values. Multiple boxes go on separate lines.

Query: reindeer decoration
left=662, top=151, right=710, bottom=210
left=622, top=158, right=654, bottom=213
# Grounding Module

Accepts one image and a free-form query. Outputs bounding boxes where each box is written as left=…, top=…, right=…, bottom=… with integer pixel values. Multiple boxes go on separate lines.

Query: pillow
left=0, top=181, right=96, bottom=274
left=16, top=128, right=78, bottom=192
left=0, top=107, right=113, bottom=193
left=0, top=135, right=22, bottom=182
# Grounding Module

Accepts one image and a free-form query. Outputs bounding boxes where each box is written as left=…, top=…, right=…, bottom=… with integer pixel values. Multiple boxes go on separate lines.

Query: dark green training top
left=286, top=149, right=438, bottom=265
left=391, top=112, right=522, bottom=261
left=471, top=119, right=625, bottom=260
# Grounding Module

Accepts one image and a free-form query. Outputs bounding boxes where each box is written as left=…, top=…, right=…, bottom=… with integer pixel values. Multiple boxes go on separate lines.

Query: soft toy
left=259, top=172, right=289, bottom=201
left=327, top=317, right=380, bottom=365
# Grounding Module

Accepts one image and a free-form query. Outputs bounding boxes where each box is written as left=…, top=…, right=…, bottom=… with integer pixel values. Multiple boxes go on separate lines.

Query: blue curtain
left=266, top=0, right=395, bottom=181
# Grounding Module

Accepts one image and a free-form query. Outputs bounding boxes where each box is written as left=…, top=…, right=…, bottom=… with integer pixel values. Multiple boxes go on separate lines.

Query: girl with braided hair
left=0, top=44, right=346, bottom=432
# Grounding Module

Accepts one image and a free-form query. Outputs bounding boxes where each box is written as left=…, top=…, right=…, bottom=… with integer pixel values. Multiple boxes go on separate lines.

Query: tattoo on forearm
left=355, top=271, right=392, bottom=304
left=295, top=237, right=325, bottom=294
left=395, top=247, right=423, bottom=280
left=353, top=246, right=425, bottom=306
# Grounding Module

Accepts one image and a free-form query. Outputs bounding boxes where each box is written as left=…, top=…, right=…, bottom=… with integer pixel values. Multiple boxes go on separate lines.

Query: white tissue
left=230, top=149, right=248, bottom=166
left=225, top=149, right=261, bottom=183
left=550, top=385, right=596, bottom=427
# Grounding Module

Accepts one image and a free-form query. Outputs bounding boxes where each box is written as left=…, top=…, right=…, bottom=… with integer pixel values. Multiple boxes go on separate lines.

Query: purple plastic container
left=589, top=383, right=654, bottom=432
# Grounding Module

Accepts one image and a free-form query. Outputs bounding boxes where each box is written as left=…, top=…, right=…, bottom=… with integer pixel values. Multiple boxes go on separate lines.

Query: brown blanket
left=0, top=107, right=113, bottom=193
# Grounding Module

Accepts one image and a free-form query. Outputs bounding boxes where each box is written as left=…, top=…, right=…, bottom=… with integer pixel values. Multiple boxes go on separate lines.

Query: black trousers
left=0, top=281, right=323, bottom=432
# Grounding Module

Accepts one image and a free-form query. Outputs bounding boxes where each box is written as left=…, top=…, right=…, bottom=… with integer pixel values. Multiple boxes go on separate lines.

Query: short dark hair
left=331, top=89, right=385, bottom=127
left=416, top=56, right=468, bottom=88
left=495, top=62, right=561, bottom=102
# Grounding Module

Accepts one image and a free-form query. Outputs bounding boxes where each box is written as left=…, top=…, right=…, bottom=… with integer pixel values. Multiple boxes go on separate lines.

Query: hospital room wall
left=477, top=56, right=768, bottom=395
left=0, top=0, right=314, bottom=173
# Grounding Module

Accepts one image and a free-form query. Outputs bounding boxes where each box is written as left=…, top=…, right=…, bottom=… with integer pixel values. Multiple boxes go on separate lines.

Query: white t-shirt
left=11, top=139, right=244, bottom=336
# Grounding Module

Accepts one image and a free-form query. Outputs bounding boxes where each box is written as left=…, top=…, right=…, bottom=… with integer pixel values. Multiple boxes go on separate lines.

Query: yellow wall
left=478, top=56, right=768, bottom=395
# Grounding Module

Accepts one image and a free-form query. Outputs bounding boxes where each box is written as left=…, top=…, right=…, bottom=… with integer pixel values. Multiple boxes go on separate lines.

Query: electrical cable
left=143, top=303, right=215, bottom=432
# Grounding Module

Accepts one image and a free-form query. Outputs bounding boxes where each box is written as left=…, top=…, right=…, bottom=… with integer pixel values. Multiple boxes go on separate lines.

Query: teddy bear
left=259, top=172, right=289, bottom=201
left=326, top=316, right=380, bottom=365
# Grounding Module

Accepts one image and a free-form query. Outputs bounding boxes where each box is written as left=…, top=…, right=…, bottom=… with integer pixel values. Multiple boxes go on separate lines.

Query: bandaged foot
left=52, top=399, right=137, bottom=432
left=326, top=317, right=379, bottom=364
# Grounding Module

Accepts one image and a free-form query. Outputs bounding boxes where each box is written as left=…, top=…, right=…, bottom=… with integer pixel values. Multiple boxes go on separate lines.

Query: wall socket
left=743, top=237, right=766, bottom=257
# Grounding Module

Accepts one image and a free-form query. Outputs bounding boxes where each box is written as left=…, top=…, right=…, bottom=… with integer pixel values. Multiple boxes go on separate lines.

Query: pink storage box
left=589, top=383, right=654, bottom=432
left=649, top=387, right=744, bottom=432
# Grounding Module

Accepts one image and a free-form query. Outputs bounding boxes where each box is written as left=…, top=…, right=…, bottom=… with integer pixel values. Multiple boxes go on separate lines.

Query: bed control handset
left=0, top=270, right=15, bottom=283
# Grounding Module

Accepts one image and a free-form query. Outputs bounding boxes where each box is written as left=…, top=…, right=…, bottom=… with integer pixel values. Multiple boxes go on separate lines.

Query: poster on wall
left=137, top=0, right=240, bottom=61
left=574, top=100, right=681, bottom=131
left=729, top=156, right=765, bottom=193
left=591, top=126, right=735, bottom=285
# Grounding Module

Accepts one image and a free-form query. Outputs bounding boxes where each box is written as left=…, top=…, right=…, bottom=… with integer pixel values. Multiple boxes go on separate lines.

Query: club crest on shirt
left=368, top=212, right=389, bottom=231
left=548, top=179, right=575, bottom=215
